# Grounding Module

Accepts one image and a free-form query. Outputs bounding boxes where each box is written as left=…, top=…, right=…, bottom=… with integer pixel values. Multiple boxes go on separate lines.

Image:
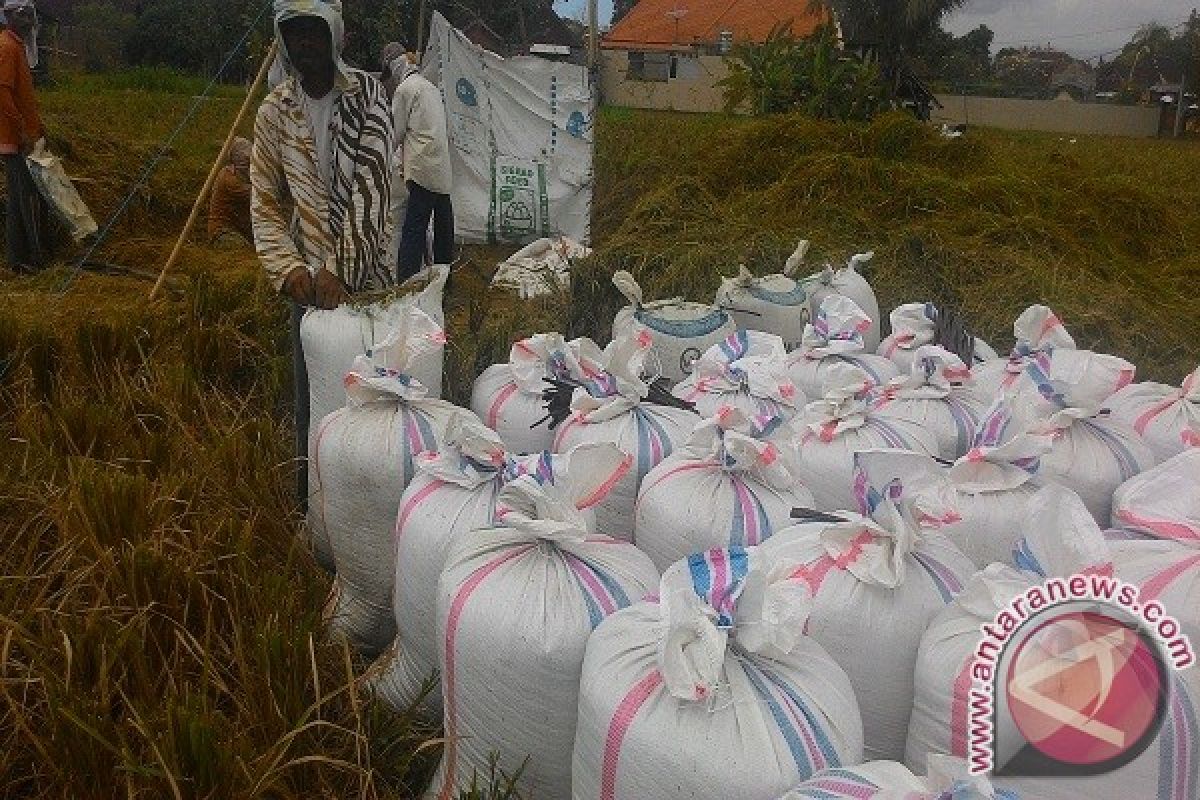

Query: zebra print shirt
left=251, top=69, right=395, bottom=294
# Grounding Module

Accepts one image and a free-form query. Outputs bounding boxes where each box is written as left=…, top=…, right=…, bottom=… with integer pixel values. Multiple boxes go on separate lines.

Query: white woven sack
left=469, top=333, right=601, bottom=455
left=491, top=236, right=591, bottom=299
left=853, top=402, right=1054, bottom=568
left=877, top=302, right=999, bottom=372
left=428, top=475, right=659, bottom=800
left=870, top=346, right=988, bottom=460
left=302, top=266, right=448, bottom=442
left=780, top=755, right=1017, bottom=799
left=787, top=295, right=899, bottom=399
left=672, top=330, right=804, bottom=423
left=794, top=363, right=938, bottom=512
left=553, top=328, right=698, bottom=540
left=1106, top=366, right=1200, bottom=462
left=611, top=270, right=737, bottom=385
left=1016, top=484, right=1200, bottom=642
left=908, top=490, right=1200, bottom=800
left=761, top=464, right=974, bottom=762
left=308, top=309, right=461, bottom=654
left=1006, top=352, right=1156, bottom=524
left=800, top=251, right=881, bottom=351
left=635, top=409, right=815, bottom=570
left=1111, top=448, right=1200, bottom=544
left=572, top=547, right=864, bottom=800
left=714, top=241, right=813, bottom=350
left=370, top=421, right=625, bottom=717
left=974, top=305, right=1136, bottom=411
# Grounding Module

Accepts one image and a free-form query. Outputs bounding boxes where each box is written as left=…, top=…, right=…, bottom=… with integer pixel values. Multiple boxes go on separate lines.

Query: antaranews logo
left=968, top=572, right=1195, bottom=778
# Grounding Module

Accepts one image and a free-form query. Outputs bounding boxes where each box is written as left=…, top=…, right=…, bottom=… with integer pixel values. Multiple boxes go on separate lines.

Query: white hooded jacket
left=392, top=60, right=453, bottom=194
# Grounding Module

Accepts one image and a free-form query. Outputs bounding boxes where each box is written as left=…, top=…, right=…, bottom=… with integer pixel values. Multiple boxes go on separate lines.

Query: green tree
left=813, top=0, right=969, bottom=97
left=74, top=1, right=137, bottom=71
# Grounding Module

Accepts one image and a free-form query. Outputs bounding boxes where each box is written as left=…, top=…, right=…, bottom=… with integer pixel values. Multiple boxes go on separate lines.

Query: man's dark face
left=279, top=15, right=333, bottom=80
left=8, top=8, right=35, bottom=36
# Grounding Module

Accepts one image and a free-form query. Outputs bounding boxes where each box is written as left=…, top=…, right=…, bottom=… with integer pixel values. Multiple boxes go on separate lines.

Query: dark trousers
left=290, top=303, right=310, bottom=515
left=398, top=180, right=454, bottom=281
left=4, top=154, right=44, bottom=272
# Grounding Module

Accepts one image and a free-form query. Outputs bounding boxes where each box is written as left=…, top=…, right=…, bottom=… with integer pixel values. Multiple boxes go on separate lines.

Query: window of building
left=628, top=50, right=671, bottom=82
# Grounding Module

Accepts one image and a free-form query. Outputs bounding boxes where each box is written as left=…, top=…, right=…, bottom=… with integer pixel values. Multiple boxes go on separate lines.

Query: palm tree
left=811, top=0, right=968, bottom=99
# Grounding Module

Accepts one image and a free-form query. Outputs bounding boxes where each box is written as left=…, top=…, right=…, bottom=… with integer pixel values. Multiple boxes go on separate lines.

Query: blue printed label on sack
left=455, top=78, right=478, bottom=107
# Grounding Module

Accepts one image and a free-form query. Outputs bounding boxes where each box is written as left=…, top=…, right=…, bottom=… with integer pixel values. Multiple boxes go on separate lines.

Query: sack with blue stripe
left=429, top=474, right=658, bottom=800
left=572, top=547, right=864, bottom=800
left=714, top=240, right=813, bottom=350
left=878, top=302, right=999, bottom=372
left=469, top=333, right=601, bottom=455
left=309, top=308, right=463, bottom=655
left=794, top=362, right=938, bottom=512
left=302, top=265, right=448, bottom=463
left=852, top=408, right=1055, bottom=568
left=611, top=270, right=737, bottom=386
left=869, top=346, right=990, bottom=461
left=672, top=330, right=805, bottom=423
left=760, top=462, right=974, bottom=762
left=786, top=295, right=899, bottom=400
left=552, top=328, right=699, bottom=540
left=369, top=419, right=625, bottom=719
left=799, top=251, right=882, bottom=352
left=973, top=305, right=1136, bottom=411
left=635, top=408, right=815, bottom=570
left=1006, top=347, right=1156, bottom=525
left=780, top=755, right=1018, bottom=799
left=911, top=490, right=1199, bottom=800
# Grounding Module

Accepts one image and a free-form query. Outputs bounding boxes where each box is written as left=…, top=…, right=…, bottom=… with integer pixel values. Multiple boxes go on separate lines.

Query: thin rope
left=55, top=0, right=274, bottom=295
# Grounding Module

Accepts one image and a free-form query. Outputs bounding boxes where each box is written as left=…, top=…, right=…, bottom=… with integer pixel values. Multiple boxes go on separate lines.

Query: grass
left=0, top=71, right=1197, bottom=798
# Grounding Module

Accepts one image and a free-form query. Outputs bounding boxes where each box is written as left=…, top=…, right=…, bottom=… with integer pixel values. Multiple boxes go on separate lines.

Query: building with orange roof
left=603, top=0, right=829, bottom=54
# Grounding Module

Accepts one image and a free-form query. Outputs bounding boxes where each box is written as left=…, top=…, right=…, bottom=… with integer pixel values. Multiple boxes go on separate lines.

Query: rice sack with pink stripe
left=571, top=547, right=863, bottom=800
left=853, top=403, right=1054, bottom=568
left=429, top=475, right=658, bottom=800
left=303, top=266, right=448, bottom=456
left=1015, top=484, right=1200, bottom=643
left=909, top=489, right=1199, bottom=800
left=877, top=302, right=999, bottom=373
left=760, top=469, right=974, bottom=762
left=793, top=363, right=938, bottom=512
left=973, top=305, right=1135, bottom=411
left=309, top=308, right=461, bottom=655
left=553, top=328, right=698, bottom=540
left=1004, top=348, right=1156, bottom=525
left=869, top=346, right=989, bottom=461
left=1105, top=366, right=1200, bottom=462
left=611, top=270, right=737, bottom=386
left=714, top=241, right=813, bottom=350
left=635, top=408, right=814, bottom=570
left=469, top=333, right=600, bottom=455
left=799, top=251, right=882, bottom=352
left=779, top=755, right=1018, bottom=799
left=672, top=331, right=804, bottom=423
left=370, top=420, right=623, bottom=717
left=786, top=295, right=899, bottom=400
left=1111, top=449, right=1200, bottom=545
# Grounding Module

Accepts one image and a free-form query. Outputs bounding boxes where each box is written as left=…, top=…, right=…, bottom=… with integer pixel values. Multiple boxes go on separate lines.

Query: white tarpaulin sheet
left=422, top=12, right=594, bottom=245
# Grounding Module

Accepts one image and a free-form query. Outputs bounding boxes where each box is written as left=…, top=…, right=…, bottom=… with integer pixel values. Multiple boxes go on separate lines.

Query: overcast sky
left=554, top=0, right=1196, bottom=58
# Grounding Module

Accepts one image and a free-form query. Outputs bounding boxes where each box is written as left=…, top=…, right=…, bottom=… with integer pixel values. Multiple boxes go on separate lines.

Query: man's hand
left=314, top=268, right=348, bottom=310
left=282, top=267, right=315, bottom=306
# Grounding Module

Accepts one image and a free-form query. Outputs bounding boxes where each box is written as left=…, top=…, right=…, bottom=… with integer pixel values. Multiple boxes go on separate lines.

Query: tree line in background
left=58, top=0, right=566, bottom=78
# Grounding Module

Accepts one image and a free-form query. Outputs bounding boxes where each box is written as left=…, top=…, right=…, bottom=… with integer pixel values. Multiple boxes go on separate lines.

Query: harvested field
left=0, top=73, right=1196, bottom=798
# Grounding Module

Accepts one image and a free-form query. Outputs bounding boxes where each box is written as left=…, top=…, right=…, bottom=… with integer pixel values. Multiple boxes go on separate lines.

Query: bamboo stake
left=150, top=40, right=278, bottom=300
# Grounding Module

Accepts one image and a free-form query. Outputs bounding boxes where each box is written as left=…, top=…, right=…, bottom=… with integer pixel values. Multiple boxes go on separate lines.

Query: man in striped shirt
left=251, top=0, right=395, bottom=513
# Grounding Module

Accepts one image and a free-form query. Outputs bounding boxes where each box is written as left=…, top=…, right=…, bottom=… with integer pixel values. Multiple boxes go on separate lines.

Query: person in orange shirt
left=0, top=2, right=44, bottom=273
left=207, top=136, right=253, bottom=247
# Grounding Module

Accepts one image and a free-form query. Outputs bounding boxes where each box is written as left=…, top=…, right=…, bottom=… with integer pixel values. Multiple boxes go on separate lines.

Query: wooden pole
left=150, top=40, right=278, bottom=300
left=587, top=0, right=599, bottom=71
left=416, top=0, right=430, bottom=56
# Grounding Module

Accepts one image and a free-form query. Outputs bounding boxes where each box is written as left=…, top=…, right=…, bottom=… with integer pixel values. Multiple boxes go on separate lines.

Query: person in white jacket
left=392, top=53, right=454, bottom=279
